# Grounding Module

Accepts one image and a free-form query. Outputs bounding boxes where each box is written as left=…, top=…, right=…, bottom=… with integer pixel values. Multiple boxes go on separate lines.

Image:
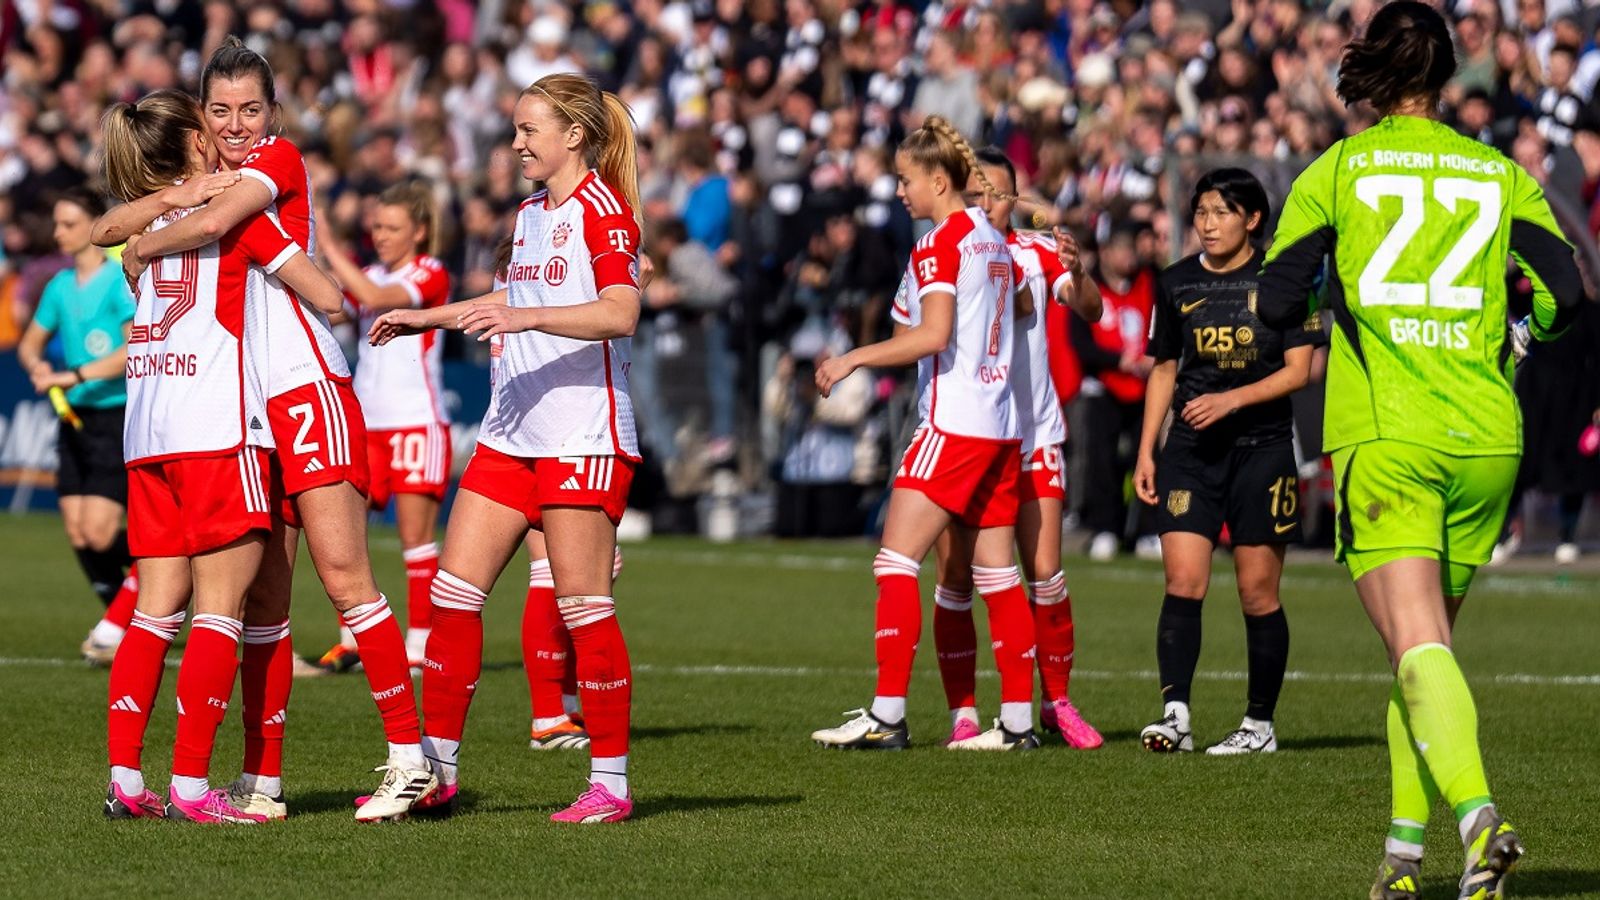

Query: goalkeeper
left=1256, top=3, right=1582, bottom=898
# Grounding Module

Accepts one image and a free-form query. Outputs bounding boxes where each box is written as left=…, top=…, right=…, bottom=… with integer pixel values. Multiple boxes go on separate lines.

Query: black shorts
left=57, top=405, right=127, bottom=504
left=1154, top=433, right=1301, bottom=544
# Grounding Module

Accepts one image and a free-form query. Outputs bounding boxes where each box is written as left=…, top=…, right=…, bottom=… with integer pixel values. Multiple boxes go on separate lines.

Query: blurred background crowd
left=4, top=0, right=1600, bottom=553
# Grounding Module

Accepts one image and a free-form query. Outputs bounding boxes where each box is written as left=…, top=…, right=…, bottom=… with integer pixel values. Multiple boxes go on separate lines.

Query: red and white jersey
left=888, top=208, right=1021, bottom=441
left=125, top=209, right=298, bottom=464
left=237, top=135, right=350, bottom=399
left=1007, top=231, right=1070, bottom=453
left=354, top=255, right=451, bottom=429
left=480, top=171, right=642, bottom=459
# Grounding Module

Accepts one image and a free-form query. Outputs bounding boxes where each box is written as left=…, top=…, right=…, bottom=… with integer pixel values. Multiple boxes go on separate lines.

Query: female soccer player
left=319, top=182, right=451, bottom=669
left=369, top=73, right=645, bottom=822
left=1132, top=168, right=1322, bottom=757
left=809, top=116, right=1039, bottom=752
left=97, top=39, right=434, bottom=821
left=928, top=147, right=1106, bottom=749
left=1256, top=4, right=1581, bottom=896
left=17, top=188, right=141, bottom=665
left=98, top=89, right=348, bottom=823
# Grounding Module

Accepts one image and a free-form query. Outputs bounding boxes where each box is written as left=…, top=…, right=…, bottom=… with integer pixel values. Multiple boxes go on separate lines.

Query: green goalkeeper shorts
left=1329, top=440, right=1519, bottom=598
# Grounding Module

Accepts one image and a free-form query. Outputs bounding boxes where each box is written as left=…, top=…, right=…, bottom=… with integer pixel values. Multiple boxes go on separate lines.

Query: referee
left=1132, top=168, right=1325, bottom=756
left=16, top=187, right=138, bottom=663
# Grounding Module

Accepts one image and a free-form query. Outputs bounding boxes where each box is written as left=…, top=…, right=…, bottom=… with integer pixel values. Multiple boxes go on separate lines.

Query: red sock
left=171, top=614, right=242, bottom=779
left=521, top=559, right=567, bottom=721
left=241, top=620, right=292, bottom=779
left=872, top=549, right=923, bottom=700
left=973, top=566, right=1037, bottom=705
left=560, top=629, right=578, bottom=703
left=932, top=584, right=977, bottom=711
left=343, top=596, right=421, bottom=745
left=422, top=572, right=485, bottom=744
left=1030, top=572, right=1075, bottom=701
left=403, top=543, right=439, bottom=631
left=104, top=564, right=139, bottom=630
left=107, top=610, right=183, bottom=770
left=559, top=595, right=631, bottom=757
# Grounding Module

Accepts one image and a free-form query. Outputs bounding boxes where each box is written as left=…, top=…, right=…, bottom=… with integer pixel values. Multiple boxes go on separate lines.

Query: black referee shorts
left=1154, top=433, right=1301, bottom=545
left=57, top=405, right=128, bottom=505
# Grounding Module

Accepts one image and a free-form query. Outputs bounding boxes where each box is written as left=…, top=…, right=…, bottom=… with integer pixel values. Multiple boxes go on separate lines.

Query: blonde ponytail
left=102, top=90, right=207, bottom=202
left=522, top=74, right=643, bottom=225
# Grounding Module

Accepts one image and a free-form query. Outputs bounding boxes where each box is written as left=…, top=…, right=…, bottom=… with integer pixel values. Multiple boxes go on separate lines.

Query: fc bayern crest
left=552, top=222, right=572, bottom=249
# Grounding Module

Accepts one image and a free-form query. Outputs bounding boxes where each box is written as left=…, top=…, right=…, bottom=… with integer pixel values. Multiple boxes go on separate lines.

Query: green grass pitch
left=2, top=512, right=1597, bottom=898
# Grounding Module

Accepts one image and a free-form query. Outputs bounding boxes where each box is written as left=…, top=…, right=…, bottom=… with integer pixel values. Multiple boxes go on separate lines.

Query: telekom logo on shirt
left=916, top=257, right=939, bottom=282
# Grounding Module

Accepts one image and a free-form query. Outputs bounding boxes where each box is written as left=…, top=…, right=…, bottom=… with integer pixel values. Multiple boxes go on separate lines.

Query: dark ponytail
left=1336, top=1, right=1455, bottom=114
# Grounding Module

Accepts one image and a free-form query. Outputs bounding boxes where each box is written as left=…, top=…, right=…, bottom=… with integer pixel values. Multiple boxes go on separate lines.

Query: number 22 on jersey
left=1355, top=175, right=1501, bottom=310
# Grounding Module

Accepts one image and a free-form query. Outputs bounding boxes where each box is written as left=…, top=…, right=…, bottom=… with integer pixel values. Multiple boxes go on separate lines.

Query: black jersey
left=1149, top=251, right=1325, bottom=448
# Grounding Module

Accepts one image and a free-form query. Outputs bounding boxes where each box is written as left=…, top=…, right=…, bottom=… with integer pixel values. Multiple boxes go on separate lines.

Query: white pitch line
left=11, top=657, right=1592, bottom=687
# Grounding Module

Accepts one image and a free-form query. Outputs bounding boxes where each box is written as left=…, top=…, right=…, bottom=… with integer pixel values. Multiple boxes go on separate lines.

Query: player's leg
left=931, top=524, right=980, bottom=743
left=168, top=532, right=265, bottom=823
left=1018, top=476, right=1102, bottom=749
left=544, top=503, right=634, bottom=822
left=104, top=554, right=188, bottom=819
left=946, top=520, right=1041, bottom=751
left=1204, top=543, right=1288, bottom=755
left=419, top=483, right=529, bottom=806
left=232, top=516, right=295, bottom=820
left=523, top=529, right=588, bottom=748
left=812, top=485, right=952, bottom=749
left=75, top=496, right=135, bottom=664
left=397, top=492, right=443, bottom=665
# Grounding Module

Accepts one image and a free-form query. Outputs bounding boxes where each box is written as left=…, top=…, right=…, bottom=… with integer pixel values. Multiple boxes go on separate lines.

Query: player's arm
left=1134, top=359, right=1176, bottom=506
left=1257, top=148, right=1338, bottom=329
left=368, top=289, right=510, bottom=344
left=123, top=179, right=276, bottom=277
left=1508, top=167, right=1583, bottom=341
left=274, top=253, right=352, bottom=316
left=1181, top=345, right=1313, bottom=431
left=319, top=229, right=415, bottom=311
left=91, top=172, right=241, bottom=247
left=816, top=291, right=954, bottom=397
left=1051, top=227, right=1103, bottom=321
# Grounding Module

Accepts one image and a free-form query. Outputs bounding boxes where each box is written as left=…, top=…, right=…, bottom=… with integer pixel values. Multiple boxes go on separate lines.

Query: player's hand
left=1509, top=315, right=1532, bottom=366
left=1181, top=392, right=1241, bottom=430
left=367, top=308, right=430, bottom=345
left=638, top=254, right=656, bottom=292
left=121, top=235, right=149, bottom=285
left=1134, top=453, right=1159, bottom=506
left=814, top=353, right=857, bottom=398
left=459, top=303, right=536, bottom=341
left=164, top=171, right=239, bottom=209
left=1052, top=226, right=1085, bottom=282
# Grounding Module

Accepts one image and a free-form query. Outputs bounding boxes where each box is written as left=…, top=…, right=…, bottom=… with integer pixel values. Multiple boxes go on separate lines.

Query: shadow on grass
left=634, top=793, right=804, bottom=819
left=1275, top=734, right=1383, bottom=752
left=634, top=723, right=755, bottom=740
left=1502, top=867, right=1600, bottom=898
left=1094, top=729, right=1142, bottom=744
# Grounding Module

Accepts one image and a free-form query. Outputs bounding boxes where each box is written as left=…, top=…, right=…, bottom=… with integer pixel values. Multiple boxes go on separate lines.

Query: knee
left=1164, top=575, right=1209, bottom=600
left=1236, top=583, right=1281, bottom=617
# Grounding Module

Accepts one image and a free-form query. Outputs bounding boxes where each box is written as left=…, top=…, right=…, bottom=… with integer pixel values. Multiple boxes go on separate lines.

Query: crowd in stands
left=4, top=0, right=1598, bottom=542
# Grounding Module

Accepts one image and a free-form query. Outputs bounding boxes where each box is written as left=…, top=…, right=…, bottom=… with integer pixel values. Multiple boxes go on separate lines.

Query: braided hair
left=900, top=115, right=1003, bottom=199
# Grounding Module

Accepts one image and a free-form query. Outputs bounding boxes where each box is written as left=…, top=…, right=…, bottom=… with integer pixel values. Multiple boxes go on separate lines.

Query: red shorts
left=367, top=424, right=452, bottom=510
left=267, top=380, right=370, bottom=512
left=894, top=426, right=1020, bottom=528
left=458, top=443, right=635, bottom=529
left=1019, top=443, right=1066, bottom=504
left=127, top=448, right=272, bottom=557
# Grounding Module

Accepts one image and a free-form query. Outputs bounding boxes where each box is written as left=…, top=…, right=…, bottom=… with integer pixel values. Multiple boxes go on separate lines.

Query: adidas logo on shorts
left=559, top=476, right=582, bottom=491
left=304, top=458, right=326, bottom=474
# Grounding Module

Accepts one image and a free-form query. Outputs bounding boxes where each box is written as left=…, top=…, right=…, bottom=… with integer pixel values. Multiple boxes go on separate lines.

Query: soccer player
left=98, top=89, right=348, bottom=822
left=1132, top=168, right=1323, bottom=757
left=809, top=116, right=1039, bottom=752
left=368, top=73, right=645, bottom=822
left=928, top=147, right=1106, bottom=749
left=98, top=39, right=434, bottom=821
left=1256, top=4, right=1582, bottom=896
left=319, top=182, right=452, bottom=670
left=16, top=188, right=142, bottom=665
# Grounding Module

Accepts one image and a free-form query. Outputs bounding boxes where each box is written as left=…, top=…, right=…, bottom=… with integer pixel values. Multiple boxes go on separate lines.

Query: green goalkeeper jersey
left=1258, top=115, right=1581, bottom=456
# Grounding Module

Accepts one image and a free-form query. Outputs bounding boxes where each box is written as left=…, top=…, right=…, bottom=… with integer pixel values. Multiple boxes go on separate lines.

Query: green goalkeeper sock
left=1386, top=678, right=1439, bottom=860
left=1396, top=643, right=1493, bottom=830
